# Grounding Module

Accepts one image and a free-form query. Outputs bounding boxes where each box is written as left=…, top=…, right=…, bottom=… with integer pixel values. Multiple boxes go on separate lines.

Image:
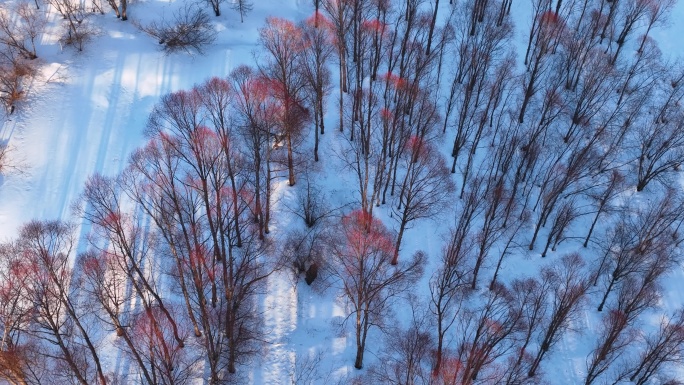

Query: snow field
left=2, top=0, right=684, bottom=384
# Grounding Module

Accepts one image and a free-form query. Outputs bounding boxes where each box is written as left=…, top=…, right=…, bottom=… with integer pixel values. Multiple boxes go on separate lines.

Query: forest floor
left=1, top=0, right=684, bottom=384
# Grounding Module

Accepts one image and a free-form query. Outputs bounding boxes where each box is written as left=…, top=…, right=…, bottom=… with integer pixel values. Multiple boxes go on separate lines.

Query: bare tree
left=0, top=2, right=45, bottom=59
left=481, top=129, right=530, bottom=290
left=539, top=198, right=580, bottom=258
left=528, top=253, right=590, bottom=377
left=298, top=176, right=327, bottom=229
left=0, top=1, right=42, bottom=113
left=228, top=65, right=279, bottom=239
left=595, top=191, right=683, bottom=312
left=584, top=261, right=665, bottom=385
left=584, top=308, right=637, bottom=385
left=105, top=0, right=127, bottom=20
left=127, top=306, right=197, bottom=385
left=198, top=76, right=245, bottom=247
left=454, top=282, right=522, bottom=384
left=527, top=138, right=597, bottom=252
left=339, top=79, right=383, bottom=218
left=556, top=3, right=602, bottom=93
left=624, top=309, right=684, bottom=385
left=582, top=170, right=625, bottom=247
left=0, top=243, right=35, bottom=385
left=470, top=142, right=521, bottom=289
left=430, top=228, right=473, bottom=374
left=634, top=69, right=684, bottom=192
left=0, top=142, right=8, bottom=173
left=76, top=173, right=195, bottom=385
left=370, top=302, right=433, bottom=385
left=322, top=0, right=353, bottom=131
left=519, top=5, right=565, bottom=123
left=444, top=0, right=513, bottom=172
left=425, top=0, right=440, bottom=56
left=283, top=174, right=335, bottom=283
left=392, top=138, right=454, bottom=265
left=613, top=31, right=662, bottom=110
left=298, top=14, right=334, bottom=162
left=259, top=17, right=310, bottom=187
left=488, top=211, right=528, bottom=291
left=606, top=0, right=674, bottom=65
left=291, top=350, right=329, bottom=385
left=17, top=221, right=108, bottom=385
left=206, top=0, right=224, bottom=17
left=78, top=175, right=185, bottom=347
left=128, top=72, right=281, bottom=379
left=231, top=0, right=253, bottom=23
left=559, top=49, right=615, bottom=144
left=219, top=232, right=274, bottom=375
left=329, top=210, right=424, bottom=369
left=46, top=0, right=96, bottom=51
left=128, top=144, right=271, bottom=378
left=503, top=277, right=550, bottom=385
left=79, top=251, right=157, bottom=385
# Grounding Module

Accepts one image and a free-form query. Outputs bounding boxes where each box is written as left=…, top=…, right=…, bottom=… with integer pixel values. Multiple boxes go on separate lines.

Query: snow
left=1, top=0, right=684, bottom=384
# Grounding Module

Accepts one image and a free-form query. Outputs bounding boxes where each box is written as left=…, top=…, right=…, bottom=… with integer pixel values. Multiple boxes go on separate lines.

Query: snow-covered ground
left=1, top=0, right=684, bottom=384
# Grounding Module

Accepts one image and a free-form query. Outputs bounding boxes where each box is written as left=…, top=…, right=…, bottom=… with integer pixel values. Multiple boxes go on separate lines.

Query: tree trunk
left=597, top=276, right=615, bottom=312
left=287, top=133, right=295, bottom=186
left=583, top=209, right=602, bottom=247
left=636, top=178, right=647, bottom=192
left=354, top=310, right=365, bottom=369
left=434, top=315, right=444, bottom=374
left=528, top=347, right=546, bottom=377
left=472, top=251, right=485, bottom=289
left=541, top=230, right=554, bottom=257
left=226, top=159, right=242, bottom=247
left=314, top=109, right=320, bottom=162
left=425, top=0, right=439, bottom=56
left=392, top=216, right=407, bottom=265
left=265, top=151, right=272, bottom=234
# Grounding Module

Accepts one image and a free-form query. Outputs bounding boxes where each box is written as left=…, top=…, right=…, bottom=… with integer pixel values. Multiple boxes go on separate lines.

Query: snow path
left=0, top=5, right=242, bottom=240
left=260, top=269, right=298, bottom=385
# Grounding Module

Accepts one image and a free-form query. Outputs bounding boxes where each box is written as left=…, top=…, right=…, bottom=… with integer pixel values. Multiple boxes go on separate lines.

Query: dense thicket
left=2, top=0, right=684, bottom=384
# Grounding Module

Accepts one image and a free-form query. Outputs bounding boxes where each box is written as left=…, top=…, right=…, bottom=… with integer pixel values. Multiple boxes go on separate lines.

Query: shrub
left=0, top=49, right=36, bottom=113
left=139, top=5, right=216, bottom=54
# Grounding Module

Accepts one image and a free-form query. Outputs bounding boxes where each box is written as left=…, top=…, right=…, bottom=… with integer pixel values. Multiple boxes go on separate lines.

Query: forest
left=1, top=0, right=684, bottom=384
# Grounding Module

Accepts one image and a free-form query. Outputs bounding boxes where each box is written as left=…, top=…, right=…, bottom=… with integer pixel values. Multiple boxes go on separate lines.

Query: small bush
left=0, top=140, right=23, bottom=176
left=0, top=49, right=36, bottom=113
left=0, top=2, right=47, bottom=60
left=283, top=228, right=327, bottom=286
left=47, top=0, right=97, bottom=51
left=139, top=5, right=216, bottom=55
left=0, top=142, right=8, bottom=174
